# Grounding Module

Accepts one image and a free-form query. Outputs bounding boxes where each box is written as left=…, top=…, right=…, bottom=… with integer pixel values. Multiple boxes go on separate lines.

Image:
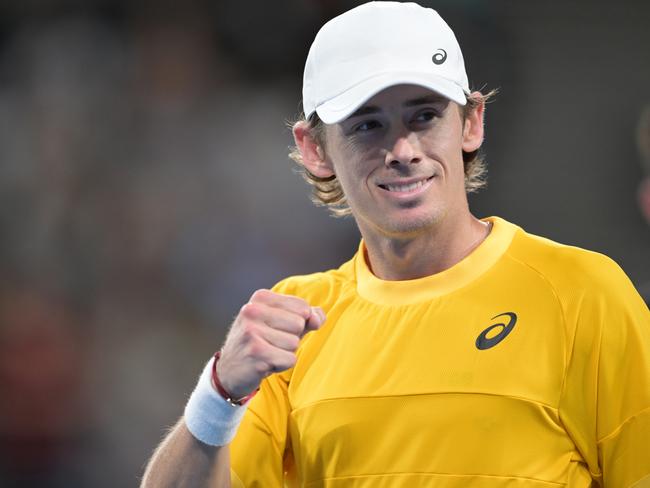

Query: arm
left=140, top=289, right=325, bottom=487
left=558, top=256, right=650, bottom=486
left=141, top=419, right=231, bottom=488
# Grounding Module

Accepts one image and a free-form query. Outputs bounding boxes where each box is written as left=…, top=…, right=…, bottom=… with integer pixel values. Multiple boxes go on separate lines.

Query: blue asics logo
left=475, top=312, right=518, bottom=350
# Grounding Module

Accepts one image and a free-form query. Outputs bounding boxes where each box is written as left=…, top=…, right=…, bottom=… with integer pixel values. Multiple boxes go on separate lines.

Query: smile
left=378, top=176, right=434, bottom=194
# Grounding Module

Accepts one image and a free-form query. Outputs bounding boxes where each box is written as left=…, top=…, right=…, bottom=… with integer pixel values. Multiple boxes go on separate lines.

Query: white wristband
left=184, top=357, right=248, bottom=446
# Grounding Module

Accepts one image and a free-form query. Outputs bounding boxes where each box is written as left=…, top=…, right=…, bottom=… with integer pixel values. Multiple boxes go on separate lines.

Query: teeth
left=385, top=179, right=427, bottom=192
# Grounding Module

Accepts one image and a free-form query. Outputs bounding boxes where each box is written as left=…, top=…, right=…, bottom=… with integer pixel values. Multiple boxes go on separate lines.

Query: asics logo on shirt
left=475, top=312, right=518, bottom=350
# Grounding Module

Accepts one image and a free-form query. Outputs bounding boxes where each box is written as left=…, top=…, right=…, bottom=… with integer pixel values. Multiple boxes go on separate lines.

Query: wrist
left=183, top=356, right=249, bottom=446
left=212, top=351, right=259, bottom=406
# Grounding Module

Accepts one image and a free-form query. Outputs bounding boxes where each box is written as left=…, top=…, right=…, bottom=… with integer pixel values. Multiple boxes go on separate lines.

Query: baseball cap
left=302, top=1, right=470, bottom=124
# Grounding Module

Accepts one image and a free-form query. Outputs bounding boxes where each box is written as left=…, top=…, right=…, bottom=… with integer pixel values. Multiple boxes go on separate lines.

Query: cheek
left=338, top=137, right=383, bottom=165
left=332, top=159, right=365, bottom=192
left=421, top=121, right=464, bottom=166
left=329, top=145, right=381, bottom=188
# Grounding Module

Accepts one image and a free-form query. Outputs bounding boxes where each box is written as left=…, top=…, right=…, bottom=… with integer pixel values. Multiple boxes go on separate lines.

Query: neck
left=360, top=213, right=491, bottom=281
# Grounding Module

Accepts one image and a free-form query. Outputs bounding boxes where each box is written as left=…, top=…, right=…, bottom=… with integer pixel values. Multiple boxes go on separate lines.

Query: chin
left=377, top=208, right=444, bottom=238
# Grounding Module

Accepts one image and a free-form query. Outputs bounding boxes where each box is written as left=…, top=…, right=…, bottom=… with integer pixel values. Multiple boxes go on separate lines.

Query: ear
left=292, top=121, right=334, bottom=178
left=638, top=177, right=650, bottom=224
left=461, top=92, right=485, bottom=153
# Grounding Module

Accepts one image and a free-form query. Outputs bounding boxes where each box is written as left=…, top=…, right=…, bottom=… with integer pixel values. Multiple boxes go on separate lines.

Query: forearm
left=141, top=291, right=323, bottom=487
left=141, top=418, right=231, bottom=488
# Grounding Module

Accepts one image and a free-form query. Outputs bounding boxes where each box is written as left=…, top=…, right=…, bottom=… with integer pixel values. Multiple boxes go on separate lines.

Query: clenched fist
left=216, top=289, right=326, bottom=400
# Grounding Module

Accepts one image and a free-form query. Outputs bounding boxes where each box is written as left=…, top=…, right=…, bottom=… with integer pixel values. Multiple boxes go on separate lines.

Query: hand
left=216, top=289, right=325, bottom=399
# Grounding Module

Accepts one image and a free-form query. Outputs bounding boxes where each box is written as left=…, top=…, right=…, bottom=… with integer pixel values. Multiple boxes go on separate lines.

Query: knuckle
left=240, top=302, right=261, bottom=320
left=287, top=335, right=300, bottom=351
left=246, top=337, right=265, bottom=357
left=289, top=315, right=306, bottom=335
left=297, top=302, right=311, bottom=318
left=281, top=354, right=298, bottom=370
left=241, top=323, right=260, bottom=343
left=250, top=288, right=271, bottom=303
left=255, top=361, right=272, bottom=377
left=239, top=302, right=251, bottom=317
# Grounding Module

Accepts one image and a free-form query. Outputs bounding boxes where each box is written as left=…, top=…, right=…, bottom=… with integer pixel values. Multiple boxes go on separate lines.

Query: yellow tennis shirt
left=230, top=217, right=650, bottom=487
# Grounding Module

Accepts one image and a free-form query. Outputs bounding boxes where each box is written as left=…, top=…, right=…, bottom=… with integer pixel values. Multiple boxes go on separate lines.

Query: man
left=142, top=3, right=650, bottom=487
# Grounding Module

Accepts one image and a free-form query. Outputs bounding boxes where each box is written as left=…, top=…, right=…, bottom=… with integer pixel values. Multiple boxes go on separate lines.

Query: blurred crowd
left=0, top=2, right=360, bottom=486
left=0, top=1, right=648, bottom=487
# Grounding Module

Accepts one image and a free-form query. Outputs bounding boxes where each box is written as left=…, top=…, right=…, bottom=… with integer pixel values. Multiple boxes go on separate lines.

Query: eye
left=413, top=109, right=439, bottom=123
left=353, top=119, right=382, bottom=132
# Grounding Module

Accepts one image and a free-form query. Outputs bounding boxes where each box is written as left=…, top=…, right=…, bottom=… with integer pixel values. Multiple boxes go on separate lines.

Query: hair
left=288, top=89, right=498, bottom=217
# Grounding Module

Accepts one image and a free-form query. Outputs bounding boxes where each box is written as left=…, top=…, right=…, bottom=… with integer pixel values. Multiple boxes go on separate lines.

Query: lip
left=376, top=175, right=435, bottom=198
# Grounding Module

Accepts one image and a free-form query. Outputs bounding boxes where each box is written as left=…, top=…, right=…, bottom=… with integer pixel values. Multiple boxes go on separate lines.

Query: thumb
left=303, top=307, right=326, bottom=335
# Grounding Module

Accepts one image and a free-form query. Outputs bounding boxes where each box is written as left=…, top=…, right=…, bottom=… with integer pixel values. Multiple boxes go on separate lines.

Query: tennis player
left=142, top=2, right=650, bottom=487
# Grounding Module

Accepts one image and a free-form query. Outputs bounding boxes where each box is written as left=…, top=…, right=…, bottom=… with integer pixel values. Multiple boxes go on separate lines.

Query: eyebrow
left=348, top=95, right=446, bottom=118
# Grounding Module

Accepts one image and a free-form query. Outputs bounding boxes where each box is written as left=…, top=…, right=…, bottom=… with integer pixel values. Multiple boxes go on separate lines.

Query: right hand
left=216, top=289, right=326, bottom=400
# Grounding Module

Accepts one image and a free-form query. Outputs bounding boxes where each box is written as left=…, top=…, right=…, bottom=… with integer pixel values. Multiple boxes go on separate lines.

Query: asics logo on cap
left=432, top=49, right=447, bottom=65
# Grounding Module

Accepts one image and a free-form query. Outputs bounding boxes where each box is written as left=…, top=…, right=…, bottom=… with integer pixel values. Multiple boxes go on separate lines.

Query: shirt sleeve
left=559, top=256, right=650, bottom=487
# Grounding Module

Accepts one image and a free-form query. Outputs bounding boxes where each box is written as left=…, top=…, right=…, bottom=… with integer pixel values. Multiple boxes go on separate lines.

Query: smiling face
left=294, top=84, right=484, bottom=241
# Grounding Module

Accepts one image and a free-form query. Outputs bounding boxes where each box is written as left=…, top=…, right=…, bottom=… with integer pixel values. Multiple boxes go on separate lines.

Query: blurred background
left=0, top=0, right=648, bottom=486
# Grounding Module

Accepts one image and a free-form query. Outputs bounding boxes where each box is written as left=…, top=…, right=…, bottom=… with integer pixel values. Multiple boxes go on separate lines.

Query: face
left=296, top=84, right=484, bottom=239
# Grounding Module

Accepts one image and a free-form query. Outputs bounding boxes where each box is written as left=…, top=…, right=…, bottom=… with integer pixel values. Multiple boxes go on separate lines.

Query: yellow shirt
left=230, top=217, right=650, bottom=487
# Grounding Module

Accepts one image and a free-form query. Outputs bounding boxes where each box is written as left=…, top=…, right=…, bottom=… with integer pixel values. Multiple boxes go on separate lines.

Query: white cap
left=302, top=1, right=470, bottom=124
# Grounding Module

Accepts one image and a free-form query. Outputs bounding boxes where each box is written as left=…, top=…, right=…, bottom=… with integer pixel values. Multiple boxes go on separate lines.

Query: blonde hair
left=289, top=90, right=497, bottom=217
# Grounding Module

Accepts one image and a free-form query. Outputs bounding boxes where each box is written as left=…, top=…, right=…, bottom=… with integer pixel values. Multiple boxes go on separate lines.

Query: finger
left=302, top=307, right=326, bottom=337
left=237, top=301, right=304, bottom=335
left=258, top=347, right=297, bottom=374
left=255, top=302, right=308, bottom=335
left=250, top=289, right=312, bottom=319
left=259, top=326, right=301, bottom=352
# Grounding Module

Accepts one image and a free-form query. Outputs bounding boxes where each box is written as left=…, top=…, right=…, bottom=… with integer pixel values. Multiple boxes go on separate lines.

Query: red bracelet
left=212, top=351, right=258, bottom=407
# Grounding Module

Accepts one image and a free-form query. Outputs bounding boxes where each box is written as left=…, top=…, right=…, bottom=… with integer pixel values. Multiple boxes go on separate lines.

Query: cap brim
left=315, top=72, right=468, bottom=124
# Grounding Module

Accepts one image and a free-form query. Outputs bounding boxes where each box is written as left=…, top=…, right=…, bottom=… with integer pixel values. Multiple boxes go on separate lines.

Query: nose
left=384, top=133, right=420, bottom=167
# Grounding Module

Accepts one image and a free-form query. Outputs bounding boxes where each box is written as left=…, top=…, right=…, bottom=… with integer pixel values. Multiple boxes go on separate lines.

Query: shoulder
left=502, top=221, right=649, bottom=371
left=505, top=223, right=638, bottom=305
